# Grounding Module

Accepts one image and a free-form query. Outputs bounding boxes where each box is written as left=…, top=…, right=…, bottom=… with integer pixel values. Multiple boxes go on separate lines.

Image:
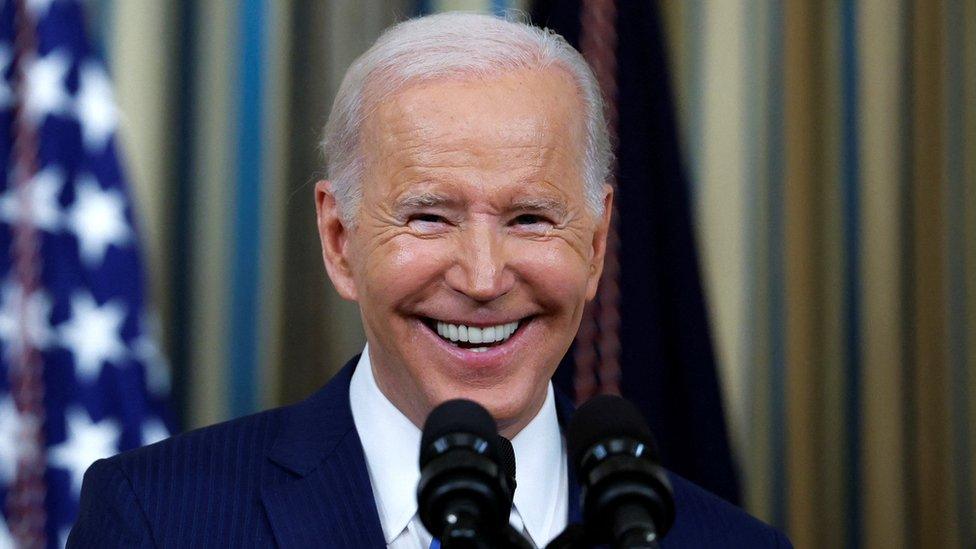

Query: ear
left=315, top=180, right=358, bottom=301
left=585, top=184, right=613, bottom=301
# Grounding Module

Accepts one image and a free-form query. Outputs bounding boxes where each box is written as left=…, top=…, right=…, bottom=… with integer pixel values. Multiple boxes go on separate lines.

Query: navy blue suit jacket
left=68, top=357, right=791, bottom=548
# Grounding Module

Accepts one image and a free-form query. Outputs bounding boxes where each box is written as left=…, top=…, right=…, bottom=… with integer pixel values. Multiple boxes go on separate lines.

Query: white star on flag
left=65, top=174, right=131, bottom=268
left=24, top=49, right=71, bottom=122
left=58, top=291, right=128, bottom=383
left=0, top=166, right=64, bottom=232
left=0, top=513, right=14, bottom=549
left=47, top=407, right=121, bottom=495
left=0, top=395, right=26, bottom=484
left=26, top=0, right=57, bottom=18
left=75, top=61, right=119, bottom=153
left=0, top=280, right=54, bottom=360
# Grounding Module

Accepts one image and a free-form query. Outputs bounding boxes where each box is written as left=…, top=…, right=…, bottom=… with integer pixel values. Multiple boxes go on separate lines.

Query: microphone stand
left=612, top=505, right=662, bottom=549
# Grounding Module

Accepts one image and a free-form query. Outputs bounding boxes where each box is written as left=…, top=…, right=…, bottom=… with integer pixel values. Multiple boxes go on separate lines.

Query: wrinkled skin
left=316, top=66, right=612, bottom=437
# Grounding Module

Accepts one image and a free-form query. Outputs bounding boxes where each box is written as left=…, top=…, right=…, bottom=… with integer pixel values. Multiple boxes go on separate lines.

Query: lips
left=426, top=318, right=522, bottom=352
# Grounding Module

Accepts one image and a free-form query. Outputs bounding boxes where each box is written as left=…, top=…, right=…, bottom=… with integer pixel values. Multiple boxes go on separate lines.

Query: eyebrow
left=393, top=192, right=458, bottom=211
left=510, top=196, right=569, bottom=218
left=392, top=191, right=569, bottom=217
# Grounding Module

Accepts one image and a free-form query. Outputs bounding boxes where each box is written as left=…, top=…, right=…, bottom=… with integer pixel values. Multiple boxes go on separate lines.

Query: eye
left=511, top=214, right=551, bottom=226
left=407, top=212, right=450, bottom=233
left=413, top=213, right=445, bottom=224
left=509, top=213, right=555, bottom=236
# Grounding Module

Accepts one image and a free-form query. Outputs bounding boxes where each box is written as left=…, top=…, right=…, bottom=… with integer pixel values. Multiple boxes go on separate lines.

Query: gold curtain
left=661, top=1, right=976, bottom=547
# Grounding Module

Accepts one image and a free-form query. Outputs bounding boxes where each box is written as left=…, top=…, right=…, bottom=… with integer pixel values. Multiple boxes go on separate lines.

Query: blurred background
left=0, top=0, right=973, bottom=548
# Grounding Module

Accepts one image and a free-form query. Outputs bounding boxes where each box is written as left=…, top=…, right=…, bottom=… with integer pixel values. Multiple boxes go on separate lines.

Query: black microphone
left=568, top=395, right=675, bottom=549
left=417, top=399, right=515, bottom=548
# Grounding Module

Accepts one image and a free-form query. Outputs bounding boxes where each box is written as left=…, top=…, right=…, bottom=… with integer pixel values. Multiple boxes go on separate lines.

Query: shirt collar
left=349, top=346, right=422, bottom=544
left=511, top=383, right=566, bottom=547
left=350, top=345, right=565, bottom=546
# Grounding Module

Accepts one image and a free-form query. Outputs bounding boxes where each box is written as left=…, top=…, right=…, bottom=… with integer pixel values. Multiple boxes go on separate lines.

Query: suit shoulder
left=121, top=405, right=283, bottom=460
left=104, top=405, right=290, bottom=494
left=74, top=365, right=359, bottom=547
left=69, top=455, right=155, bottom=547
left=665, top=473, right=792, bottom=548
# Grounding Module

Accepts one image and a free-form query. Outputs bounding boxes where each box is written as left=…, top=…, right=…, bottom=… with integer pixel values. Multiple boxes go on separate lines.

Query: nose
left=445, top=222, right=515, bottom=302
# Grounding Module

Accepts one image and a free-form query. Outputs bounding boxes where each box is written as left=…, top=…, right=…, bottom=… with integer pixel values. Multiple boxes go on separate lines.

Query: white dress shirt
left=350, top=345, right=568, bottom=548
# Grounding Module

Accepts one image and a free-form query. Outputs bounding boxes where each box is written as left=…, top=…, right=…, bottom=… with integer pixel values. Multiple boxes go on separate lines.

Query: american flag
left=0, top=0, right=172, bottom=547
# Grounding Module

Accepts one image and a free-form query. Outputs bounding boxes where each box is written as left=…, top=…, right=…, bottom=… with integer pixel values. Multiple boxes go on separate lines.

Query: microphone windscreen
left=567, top=394, right=657, bottom=468
left=420, top=399, right=498, bottom=465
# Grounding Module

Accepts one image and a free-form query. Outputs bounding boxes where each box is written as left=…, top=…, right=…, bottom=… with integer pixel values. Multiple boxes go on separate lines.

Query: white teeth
left=433, top=319, right=521, bottom=346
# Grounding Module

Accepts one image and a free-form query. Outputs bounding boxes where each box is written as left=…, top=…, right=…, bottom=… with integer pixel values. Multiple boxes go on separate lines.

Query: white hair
left=321, top=11, right=611, bottom=225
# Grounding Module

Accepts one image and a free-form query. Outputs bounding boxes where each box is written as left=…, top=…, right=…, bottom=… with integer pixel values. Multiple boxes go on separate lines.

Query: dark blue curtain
left=533, top=0, right=742, bottom=506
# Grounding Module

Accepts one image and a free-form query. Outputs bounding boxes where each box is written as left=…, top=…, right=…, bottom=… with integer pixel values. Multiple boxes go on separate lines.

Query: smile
left=425, top=319, right=522, bottom=353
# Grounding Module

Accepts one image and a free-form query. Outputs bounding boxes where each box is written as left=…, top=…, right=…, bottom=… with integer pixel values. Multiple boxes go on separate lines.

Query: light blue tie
left=429, top=539, right=440, bottom=549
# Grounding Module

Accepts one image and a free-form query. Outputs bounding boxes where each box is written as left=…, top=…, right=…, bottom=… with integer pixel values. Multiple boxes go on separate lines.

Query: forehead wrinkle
left=365, top=101, right=582, bottom=180
left=393, top=142, right=561, bottom=171
left=381, top=146, right=564, bottom=195
left=370, top=95, right=572, bottom=162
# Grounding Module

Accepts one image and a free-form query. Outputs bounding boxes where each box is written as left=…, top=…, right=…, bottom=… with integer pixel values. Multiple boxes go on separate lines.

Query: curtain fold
left=661, top=0, right=976, bottom=546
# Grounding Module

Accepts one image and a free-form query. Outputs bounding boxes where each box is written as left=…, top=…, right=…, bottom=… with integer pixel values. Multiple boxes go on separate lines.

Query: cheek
left=358, top=236, right=453, bottom=303
left=511, top=243, right=591, bottom=308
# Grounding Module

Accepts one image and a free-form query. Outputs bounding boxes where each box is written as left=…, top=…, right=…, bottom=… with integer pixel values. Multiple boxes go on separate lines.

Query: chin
left=440, top=380, right=545, bottom=432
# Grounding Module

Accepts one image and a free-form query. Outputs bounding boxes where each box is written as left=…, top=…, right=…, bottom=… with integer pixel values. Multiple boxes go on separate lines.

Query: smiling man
left=69, top=12, right=789, bottom=549
left=318, top=61, right=609, bottom=441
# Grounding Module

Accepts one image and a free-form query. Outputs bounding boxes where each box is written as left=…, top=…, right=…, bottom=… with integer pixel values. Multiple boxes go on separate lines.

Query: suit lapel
left=554, top=389, right=583, bottom=525
left=261, top=357, right=386, bottom=548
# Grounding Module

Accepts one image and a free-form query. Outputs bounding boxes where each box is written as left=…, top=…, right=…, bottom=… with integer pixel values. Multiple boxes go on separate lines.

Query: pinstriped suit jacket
left=67, top=356, right=791, bottom=548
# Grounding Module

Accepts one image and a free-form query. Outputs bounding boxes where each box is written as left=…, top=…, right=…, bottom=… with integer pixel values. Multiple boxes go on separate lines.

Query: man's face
left=316, top=67, right=611, bottom=436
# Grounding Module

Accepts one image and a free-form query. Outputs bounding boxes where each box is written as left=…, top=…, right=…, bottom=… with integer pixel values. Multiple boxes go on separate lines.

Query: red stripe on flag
left=6, top=1, right=49, bottom=547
